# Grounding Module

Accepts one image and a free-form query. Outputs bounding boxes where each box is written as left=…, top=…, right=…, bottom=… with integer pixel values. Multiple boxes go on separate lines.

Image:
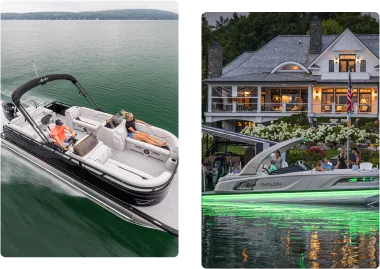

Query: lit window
left=279, top=65, right=302, bottom=71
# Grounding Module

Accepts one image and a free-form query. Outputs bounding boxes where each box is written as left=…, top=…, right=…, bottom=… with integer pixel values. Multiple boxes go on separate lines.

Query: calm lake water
left=1, top=20, right=178, bottom=256
left=202, top=201, right=379, bottom=268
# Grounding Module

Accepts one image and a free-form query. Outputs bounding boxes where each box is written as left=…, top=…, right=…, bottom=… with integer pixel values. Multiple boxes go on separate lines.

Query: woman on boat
left=335, top=149, right=347, bottom=169
left=315, top=160, right=324, bottom=171
left=272, top=150, right=282, bottom=169
left=349, top=147, right=360, bottom=170
left=269, top=160, right=277, bottom=173
left=122, top=110, right=167, bottom=147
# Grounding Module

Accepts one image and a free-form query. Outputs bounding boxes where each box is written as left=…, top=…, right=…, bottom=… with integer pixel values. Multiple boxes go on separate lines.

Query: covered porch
left=208, top=84, right=312, bottom=114
left=312, top=85, right=378, bottom=116
left=206, top=83, right=379, bottom=122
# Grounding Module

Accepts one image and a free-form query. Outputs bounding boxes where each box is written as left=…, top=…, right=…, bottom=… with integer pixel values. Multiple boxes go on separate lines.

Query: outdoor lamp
left=357, top=57, right=360, bottom=63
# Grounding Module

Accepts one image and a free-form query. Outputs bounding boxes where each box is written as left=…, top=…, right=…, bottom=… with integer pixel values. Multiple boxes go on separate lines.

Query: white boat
left=1, top=74, right=178, bottom=236
left=205, top=137, right=379, bottom=205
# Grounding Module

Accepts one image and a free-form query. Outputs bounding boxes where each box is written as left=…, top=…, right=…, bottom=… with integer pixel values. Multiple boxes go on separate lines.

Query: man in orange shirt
left=50, top=119, right=76, bottom=150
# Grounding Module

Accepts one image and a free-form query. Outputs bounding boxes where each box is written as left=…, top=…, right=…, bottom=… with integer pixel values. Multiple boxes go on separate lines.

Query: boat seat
left=360, top=162, right=373, bottom=170
left=8, top=107, right=55, bottom=140
left=65, top=106, right=112, bottom=133
left=85, top=144, right=172, bottom=188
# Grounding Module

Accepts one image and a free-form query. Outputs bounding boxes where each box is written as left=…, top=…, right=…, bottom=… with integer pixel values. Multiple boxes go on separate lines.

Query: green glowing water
left=202, top=201, right=379, bottom=268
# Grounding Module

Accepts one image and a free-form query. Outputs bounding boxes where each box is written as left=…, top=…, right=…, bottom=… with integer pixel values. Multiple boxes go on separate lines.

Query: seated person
left=321, top=158, right=334, bottom=171
left=269, top=160, right=277, bottom=173
left=233, top=163, right=241, bottom=174
left=122, top=110, right=167, bottom=147
left=315, top=160, right=324, bottom=171
left=50, top=119, right=77, bottom=150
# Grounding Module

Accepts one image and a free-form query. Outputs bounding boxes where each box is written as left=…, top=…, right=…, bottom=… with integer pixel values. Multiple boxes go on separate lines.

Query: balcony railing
left=261, top=103, right=307, bottom=113
left=236, top=103, right=257, bottom=112
left=211, top=102, right=233, bottom=112
left=313, top=103, right=373, bottom=114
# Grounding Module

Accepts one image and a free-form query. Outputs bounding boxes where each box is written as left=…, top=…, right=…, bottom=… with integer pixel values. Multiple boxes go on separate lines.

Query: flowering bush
left=307, top=147, right=326, bottom=164
left=241, top=121, right=368, bottom=145
left=362, top=120, right=379, bottom=134
left=289, top=148, right=326, bottom=166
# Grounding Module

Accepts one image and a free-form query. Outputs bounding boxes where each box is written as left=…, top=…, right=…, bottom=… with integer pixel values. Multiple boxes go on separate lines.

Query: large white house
left=204, top=16, right=379, bottom=132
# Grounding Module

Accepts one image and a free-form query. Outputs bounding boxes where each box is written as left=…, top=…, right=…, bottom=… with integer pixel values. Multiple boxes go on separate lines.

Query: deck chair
left=359, top=162, right=373, bottom=170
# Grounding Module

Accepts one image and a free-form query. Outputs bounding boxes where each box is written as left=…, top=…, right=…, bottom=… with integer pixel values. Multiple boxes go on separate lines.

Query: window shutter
left=329, top=60, right=334, bottom=72
left=360, top=60, right=366, bottom=72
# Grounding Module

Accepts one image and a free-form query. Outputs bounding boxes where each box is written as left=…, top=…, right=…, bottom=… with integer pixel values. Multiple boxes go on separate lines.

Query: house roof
left=204, top=72, right=316, bottom=83
left=206, top=32, right=379, bottom=83
left=204, top=73, right=379, bottom=84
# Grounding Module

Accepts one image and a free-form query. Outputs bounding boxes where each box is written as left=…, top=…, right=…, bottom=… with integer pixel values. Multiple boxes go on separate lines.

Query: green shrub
left=277, top=112, right=309, bottom=126
left=368, top=134, right=379, bottom=144
left=289, top=150, right=306, bottom=164
left=360, top=149, right=373, bottom=162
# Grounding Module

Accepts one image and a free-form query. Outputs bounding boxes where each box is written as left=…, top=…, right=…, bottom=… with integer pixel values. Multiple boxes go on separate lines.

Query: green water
left=1, top=20, right=178, bottom=256
left=202, top=201, right=379, bottom=268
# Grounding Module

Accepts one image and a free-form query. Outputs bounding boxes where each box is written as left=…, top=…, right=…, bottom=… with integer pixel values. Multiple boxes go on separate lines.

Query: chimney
left=208, top=37, right=223, bottom=78
left=309, top=14, right=322, bottom=54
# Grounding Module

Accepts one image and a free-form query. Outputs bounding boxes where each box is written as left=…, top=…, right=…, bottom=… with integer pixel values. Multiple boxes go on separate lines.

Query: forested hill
left=1, top=9, right=178, bottom=20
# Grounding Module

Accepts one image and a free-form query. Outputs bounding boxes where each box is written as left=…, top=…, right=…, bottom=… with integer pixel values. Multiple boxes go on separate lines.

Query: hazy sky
left=0, top=1, right=178, bottom=13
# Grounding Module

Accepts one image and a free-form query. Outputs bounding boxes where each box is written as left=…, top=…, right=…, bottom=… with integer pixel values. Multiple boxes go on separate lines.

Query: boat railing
left=1, top=125, right=177, bottom=192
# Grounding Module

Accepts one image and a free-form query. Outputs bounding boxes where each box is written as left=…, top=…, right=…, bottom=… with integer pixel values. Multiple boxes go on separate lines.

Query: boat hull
left=203, top=189, right=379, bottom=205
left=1, top=131, right=178, bottom=236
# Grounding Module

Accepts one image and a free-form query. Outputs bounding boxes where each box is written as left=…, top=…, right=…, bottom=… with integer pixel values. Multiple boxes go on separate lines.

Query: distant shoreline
left=1, top=9, right=178, bottom=20
left=1, top=19, right=178, bottom=21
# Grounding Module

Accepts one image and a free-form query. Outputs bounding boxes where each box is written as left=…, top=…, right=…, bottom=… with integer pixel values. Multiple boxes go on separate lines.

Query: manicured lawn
left=325, top=150, right=340, bottom=159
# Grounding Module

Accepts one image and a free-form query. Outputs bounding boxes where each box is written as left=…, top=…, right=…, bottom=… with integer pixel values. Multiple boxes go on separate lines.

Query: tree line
left=202, top=12, right=379, bottom=115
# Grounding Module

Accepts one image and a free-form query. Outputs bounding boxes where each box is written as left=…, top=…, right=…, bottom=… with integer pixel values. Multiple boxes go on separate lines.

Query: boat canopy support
left=10, top=74, right=102, bottom=145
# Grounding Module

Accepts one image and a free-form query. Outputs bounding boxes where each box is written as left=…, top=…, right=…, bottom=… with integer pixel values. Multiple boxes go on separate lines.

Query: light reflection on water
left=202, top=202, right=379, bottom=268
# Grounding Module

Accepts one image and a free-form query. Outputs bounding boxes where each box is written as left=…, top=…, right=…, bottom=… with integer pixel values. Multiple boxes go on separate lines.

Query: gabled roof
left=206, top=30, right=379, bottom=83
left=307, top=29, right=379, bottom=68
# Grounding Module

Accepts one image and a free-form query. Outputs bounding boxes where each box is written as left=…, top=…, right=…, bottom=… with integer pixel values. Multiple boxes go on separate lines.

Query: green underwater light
left=202, top=201, right=379, bottom=235
left=202, top=189, right=379, bottom=202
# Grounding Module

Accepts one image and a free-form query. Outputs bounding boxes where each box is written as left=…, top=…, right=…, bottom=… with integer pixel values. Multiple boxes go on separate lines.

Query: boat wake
left=1, top=95, right=81, bottom=197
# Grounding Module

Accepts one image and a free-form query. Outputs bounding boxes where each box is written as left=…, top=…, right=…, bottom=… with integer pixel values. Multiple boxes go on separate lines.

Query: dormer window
left=339, top=54, right=355, bottom=72
left=271, top=61, right=309, bottom=73
left=279, top=64, right=302, bottom=71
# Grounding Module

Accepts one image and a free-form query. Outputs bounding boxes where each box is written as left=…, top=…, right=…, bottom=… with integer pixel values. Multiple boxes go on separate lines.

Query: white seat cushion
left=87, top=144, right=111, bottom=164
left=107, top=159, right=153, bottom=180
left=65, top=106, right=112, bottom=133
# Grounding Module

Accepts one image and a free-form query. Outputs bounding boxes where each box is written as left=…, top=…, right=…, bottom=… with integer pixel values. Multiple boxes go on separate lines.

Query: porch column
left=232, top=86, right=237, bottom=112
left=208, top=84, right=212, bottom=112
left=332, top=103, right=336, bottom=114
left=308, top=84, right=312, bottom=113
left=354, top=103, right=358, bottom=114
left=257, top=86, right=262, bottom=113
